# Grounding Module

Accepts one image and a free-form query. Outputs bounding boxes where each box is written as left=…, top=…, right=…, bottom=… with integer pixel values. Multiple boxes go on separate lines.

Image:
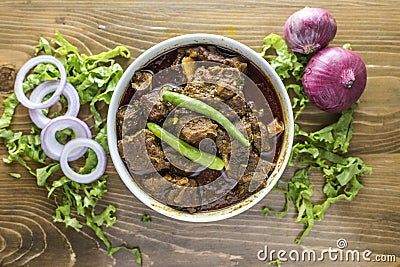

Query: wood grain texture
left=0, top=0, right=399, bottom=266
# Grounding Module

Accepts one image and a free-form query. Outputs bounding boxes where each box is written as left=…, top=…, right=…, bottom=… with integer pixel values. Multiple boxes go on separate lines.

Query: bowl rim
left=107, top=33, right=294, bottom=222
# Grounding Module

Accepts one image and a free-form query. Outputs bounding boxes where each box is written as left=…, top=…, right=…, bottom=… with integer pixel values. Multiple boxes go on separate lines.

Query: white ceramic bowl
left=107, top=34, right=294, bottom=222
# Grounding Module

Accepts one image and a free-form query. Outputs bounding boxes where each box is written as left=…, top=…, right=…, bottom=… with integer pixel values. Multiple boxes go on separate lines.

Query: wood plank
left=0, top=0, right=399, bottom=266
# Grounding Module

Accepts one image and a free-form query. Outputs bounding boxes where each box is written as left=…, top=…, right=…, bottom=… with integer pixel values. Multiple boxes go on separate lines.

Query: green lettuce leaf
left=260, top=33, right=308, bottom=80
left=307, top=103, right=357, bottom=153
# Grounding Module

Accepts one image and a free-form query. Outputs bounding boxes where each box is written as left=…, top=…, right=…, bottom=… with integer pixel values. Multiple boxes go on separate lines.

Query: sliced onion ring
left=29, top=81, right=80, bottom=129
left=40, top=116, right=92, bottom=161
left=15, top=55, right=67, bottom=109
left=60, top=138, right=107, bottom=184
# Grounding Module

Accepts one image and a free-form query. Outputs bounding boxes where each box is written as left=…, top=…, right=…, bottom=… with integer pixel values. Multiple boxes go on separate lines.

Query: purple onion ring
left=60, top=138, right=107, bottom=184
left=29, top=81, right=80, bottom=129
left=40, top=116, right=92, bottom=161
left=14, top=55, right=67, bottom=109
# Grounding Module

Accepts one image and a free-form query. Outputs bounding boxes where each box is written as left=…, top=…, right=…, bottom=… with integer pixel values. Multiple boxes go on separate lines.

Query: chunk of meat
left=181, top=82, right=219, bottom=100
left=226, top=94, right=252, bottom=117
left=181, top=56, right=196, bottom=80
left=131, top=71, right=152, bottom=91
left=234, top=116, right=253, bottom=145
left=179, top=117, right=218, bottom=145
left=120, top=129, right=170, bottom=173
left=215, top=127, right=231, bottom=166
left=142, top=177, right=172, bottom=193
left=241, top=159, right=274, bottom=184
left=181, top=46, right=247, bottom=71
left=239, top=114, right=264, bottom=153
left=162, top=108, right=192, bottom=130
left=140, top=90, right=174, bottom=122
left=163, top=174, right=191, bottom=185
left=166, top=176, right=200, bottom=212
left=257, top=121, right=271, bottom=152
left=163, top=146, right=203, bottom=174
left=267, top=118, right=285, bottom=137
left=216, top=84, right=235, bottom=100
left=192, top=168, right=223, bottom=186
left=163, top=109, right=219, bottom=146
left=191, top=65, right=244, bottom=96
left=240, top=149, right=274, bottom=189
left=142, top=174, right=201, bottom=209
left=117, top=102, right=143, bottom=136
left=244, top=150, right=260, bottom=176
left=145, top=129, right=170, bottom=171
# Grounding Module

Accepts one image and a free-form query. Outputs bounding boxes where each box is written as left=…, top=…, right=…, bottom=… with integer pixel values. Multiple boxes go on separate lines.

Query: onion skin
left=302, top=47, right=367, bottom=112
left=284, top=7, right=337, bottom=54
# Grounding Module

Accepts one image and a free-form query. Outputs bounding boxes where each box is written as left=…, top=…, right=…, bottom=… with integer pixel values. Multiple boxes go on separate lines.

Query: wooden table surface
left=0, top=1, right=399, bottom=266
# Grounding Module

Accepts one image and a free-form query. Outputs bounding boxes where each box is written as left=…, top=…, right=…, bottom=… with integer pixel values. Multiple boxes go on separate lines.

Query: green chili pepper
left=161, top=90, right=251, bottom=147
left=147, top=122, right=225, bottom=171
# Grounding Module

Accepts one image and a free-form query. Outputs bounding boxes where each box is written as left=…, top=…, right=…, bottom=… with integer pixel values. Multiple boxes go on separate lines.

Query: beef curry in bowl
left=107, top=34, right=294, bottom=222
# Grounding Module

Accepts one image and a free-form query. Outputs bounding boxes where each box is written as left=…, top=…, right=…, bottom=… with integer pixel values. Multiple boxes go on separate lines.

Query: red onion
left=60, top=138, right=106, bottom=184
left=14, top=55, right=67, bottom=109
left=40, top=116, right=92, bottom=161
left=302, top=47, right=367, bottom=112
left=29, top=81, right=80, bottom=128
left=284, top=7, right=337, bottom=54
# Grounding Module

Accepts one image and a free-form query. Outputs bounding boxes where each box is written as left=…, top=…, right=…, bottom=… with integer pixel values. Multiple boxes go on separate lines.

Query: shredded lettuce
left=141, top=213, right=152, bottom=222
left=0, top=32, right=141, bottom=265
left=268, top=258, right=282, bottom=267
left=8, top=172, right=22, bottom=178
left=261, top=34, right=372, bottom=244
left=261, top=34, right=311, bottom=120
left=261, top=33, right=308, bottom=81
left=0, top=93, right=19, bottom=128
left=0, top=126, right=44, bottom=176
